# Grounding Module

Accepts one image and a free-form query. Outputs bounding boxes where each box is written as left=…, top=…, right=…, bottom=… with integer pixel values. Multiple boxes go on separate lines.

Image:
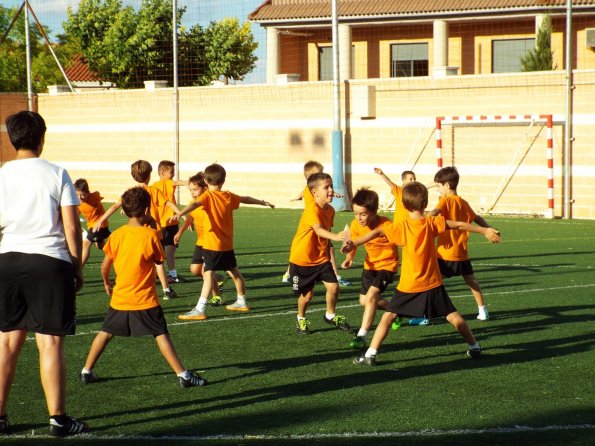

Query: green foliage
left=521, top=16, right=556, bottom=72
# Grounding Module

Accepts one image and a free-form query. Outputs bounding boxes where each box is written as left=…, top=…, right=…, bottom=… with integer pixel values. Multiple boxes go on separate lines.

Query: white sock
left=357, top=329, right=368, bottom=338
left=325, top=313, right=336, bottom=320
left=169, top=269, right=177, bottom=277
left=365, top=348, right=377, bottom=358
left=164, top=287, right=171, bottom=292
left=236, top=295, right=246, bottom=305
left=81, top=368, right=92, bottom=374
left=297, top=316, right=305, bottom=321
left=478, top=305, right=486, bottom=312
left=197, top=297, right=208, bottom=312
left=469, top=342, right=480, bottom=349
left=177, top=370, right=191, bottom=379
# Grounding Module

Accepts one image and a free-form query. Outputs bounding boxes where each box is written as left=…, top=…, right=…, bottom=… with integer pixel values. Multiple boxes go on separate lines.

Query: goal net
left=435, top=115, right=555, bottom=218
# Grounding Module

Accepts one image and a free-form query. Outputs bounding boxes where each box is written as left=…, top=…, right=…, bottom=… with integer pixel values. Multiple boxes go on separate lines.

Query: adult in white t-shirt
left=0, top=111, right=88, bottom=437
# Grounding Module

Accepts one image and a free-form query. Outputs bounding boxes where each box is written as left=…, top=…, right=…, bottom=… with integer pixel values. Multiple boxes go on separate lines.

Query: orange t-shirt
left=350, top=216, right=398, bottom=272
left=79, top=191, right=108, bottom=229
left=289, top=201, right=335, bottom=266
left=189, top=205, right=207, bottom=247
left=103, top=225, right=165, bottom=311
left=151, top=178, right=177, bottom=228
left=391, top=184, right=409, bottom=222
left=199, top=190, right=241, bottom=251
left=434, top=195, right=477, bottom=261
left=383, top=216, right=446, bottom=293
left=142, top=184, right=170, bottom=231
left=303, top=185, right=314, bottom=207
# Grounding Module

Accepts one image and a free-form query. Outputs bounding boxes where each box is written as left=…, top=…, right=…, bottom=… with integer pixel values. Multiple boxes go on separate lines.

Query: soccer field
left=4, top=208, right=595, bottom=445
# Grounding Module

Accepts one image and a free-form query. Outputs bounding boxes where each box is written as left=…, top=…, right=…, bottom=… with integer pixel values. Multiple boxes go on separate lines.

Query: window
left=318, top=45, right=355, bottom=81
left=492, top=38, right=535, bottom=73
left=390, top=43, right=428, bottom=77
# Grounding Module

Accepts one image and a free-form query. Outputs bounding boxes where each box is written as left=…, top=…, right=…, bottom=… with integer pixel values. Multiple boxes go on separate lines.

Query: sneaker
left=281, top=272, right=290, bottom=283
left=337, top=276, right=351, bottom=287
left=349, top=336, right=366, bottom=349
left=477, top=308, right=490, bottom=321
left=323, top=314, right=351, bottom=331
left=409, top=317, right=429, bottom=326
left=80, top=371, right=99, bottom=384
left=168, top=274, right=187, bottom=284
left=179, top=372, right=207, bottom=388
left=391, top=317, right=402, bottom=330
left=0, top=415, right=10, bottom=435
left=296, top=319, right=310, bottom=335
left=225, top=301, right=250, bottom=312
left=207, top=295, right=224, bottom=306
left=48, top=416, right=88, bottom=438
left=178, top=308, right=207, bottom=321
left=353, top=354, right=376, bottom=366
left=163, top=287, right=178, bottom=300
left=467, top=344, right=482, bottom=359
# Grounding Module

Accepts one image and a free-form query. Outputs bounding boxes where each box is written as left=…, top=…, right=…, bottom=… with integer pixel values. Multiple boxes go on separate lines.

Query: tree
left=521, top=15, right=556, bottom=72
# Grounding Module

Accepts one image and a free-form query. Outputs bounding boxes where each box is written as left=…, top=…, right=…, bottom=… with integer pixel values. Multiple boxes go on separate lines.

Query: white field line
left=5, top=423, right=595, bottom=441
left=35, top=282, right=594, bottom=341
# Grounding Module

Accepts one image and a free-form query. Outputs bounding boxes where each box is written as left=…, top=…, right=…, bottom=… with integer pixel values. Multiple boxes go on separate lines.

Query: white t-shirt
left=0, top=157, right=80, bottom=262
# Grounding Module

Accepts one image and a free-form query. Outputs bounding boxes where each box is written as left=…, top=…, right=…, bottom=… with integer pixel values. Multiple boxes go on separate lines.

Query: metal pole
left=24, top=0, right=33, bottom=110
left=331, top=0, right=347, bottom=210
left=563, top=0, right=573, bottom=219
left=173, top=0, right=180, bottom=202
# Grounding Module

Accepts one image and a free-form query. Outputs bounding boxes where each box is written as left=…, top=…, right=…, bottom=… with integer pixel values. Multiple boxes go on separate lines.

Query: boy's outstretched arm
left=473, top=214, right=491, bottom=228
left=290, top=190, right=305, bottom=202
left=446, top=219, right=501, bottom=243
left=169, top=200, right=201, bottom=223
left=374, top=167, right=397, bottom=189
left=174, top=215, right=194, bottom=245
left=312, top=224, right=347, bottom=243
left=342, top=227, right=384, bottom=254
left=240, top=196, right=275, bottom=208
left=93, top=201, right=121, bottom=232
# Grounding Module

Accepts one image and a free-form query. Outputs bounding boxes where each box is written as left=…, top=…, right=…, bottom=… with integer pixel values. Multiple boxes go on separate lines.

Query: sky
left=1, top=0, right=267, bottom=83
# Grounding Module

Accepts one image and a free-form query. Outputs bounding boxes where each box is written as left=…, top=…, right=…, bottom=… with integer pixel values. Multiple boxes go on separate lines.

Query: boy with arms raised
left=152, top=160, right=188, bottom=283
left=343, top=182, right=500, bottom=365
left=93, top=160, right=179, bottom=300
left=173, top=163, right=274, bottom=320
left=374, top=167, right=416, bottom=221
left=341, top=188, right=398, bottom=349
left=429, top=166, right=493, bottom=321
left=289, top=172, right=351, bottom=334
left=80, top=187, right=206, bottom=388
left=74, top=178, right=111, bottom=267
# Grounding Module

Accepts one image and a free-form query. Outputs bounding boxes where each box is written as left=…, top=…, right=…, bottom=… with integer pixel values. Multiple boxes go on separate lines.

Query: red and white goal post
left=436, top=114, right=554, bottom=218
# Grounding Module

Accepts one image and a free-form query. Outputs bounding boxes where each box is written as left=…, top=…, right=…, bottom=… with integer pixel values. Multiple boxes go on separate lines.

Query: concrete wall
left=2, top=70, right=588, bottom=218
left=0, top=93, right=29, bottom=164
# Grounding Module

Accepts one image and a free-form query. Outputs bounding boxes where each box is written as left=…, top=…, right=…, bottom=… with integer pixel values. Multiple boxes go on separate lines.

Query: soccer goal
left=435, top=114, right=555, bottom=218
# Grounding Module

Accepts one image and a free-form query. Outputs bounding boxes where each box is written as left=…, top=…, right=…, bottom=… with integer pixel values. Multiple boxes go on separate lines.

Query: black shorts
left=387, top=284, right=457, bottom=319
left=203, top=249, right=237, bottom=272
left=289, top=261, right=337, bottom=297
left=438, top=259, right=474, bottom=278
left=360, top=269, right=396, bottom=295
left=191, top=245, right=205, bottom=265
left=101, top=306, right=169, bottom=337
left=161, top=225, right=179, bottom=247
left=0, top=252, right=76, bottom=335
left=87, top=227, right=111, bottom=243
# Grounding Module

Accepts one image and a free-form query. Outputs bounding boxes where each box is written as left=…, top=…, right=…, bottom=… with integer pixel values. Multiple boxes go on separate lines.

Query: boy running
left=74, top=179, right=111, bottom=267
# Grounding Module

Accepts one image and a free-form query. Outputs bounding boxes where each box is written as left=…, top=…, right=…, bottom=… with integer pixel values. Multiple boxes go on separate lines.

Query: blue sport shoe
left=409, top=317, right=429, bottom=326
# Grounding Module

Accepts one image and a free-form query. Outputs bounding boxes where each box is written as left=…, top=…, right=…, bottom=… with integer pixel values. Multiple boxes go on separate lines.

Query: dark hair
left=204, top=163, right=226, bottom=186
left=131, top=160, right=153, bottom=183
left=74, top=179, right=90, bottom=193
left=352, top=187, right=378, bottom=213
left=188, top=172, right=207, bottom=188
left=307, top=172, right=332, bottom=190
left=121, top=187, right=150, bottom=218
left=434, top=166, right=459, bottom=190
left=5, top=111, right=47, bottom=151
left=158, top=160, right=175, bottom=174
left=401, top=170, right=416, bottom=180
left=402, top=181, right=428, bottom=212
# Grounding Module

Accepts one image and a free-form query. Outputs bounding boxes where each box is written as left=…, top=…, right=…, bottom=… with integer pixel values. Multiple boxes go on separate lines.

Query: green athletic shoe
left=296, top=319, right=310, bottom=335
left=349, top=336, right=366, bottom=349
left=391, top=317, right=402, bottom=330
left=207, top=295, right=224, bottom=306
left=323, top=314, right=351, bottom=331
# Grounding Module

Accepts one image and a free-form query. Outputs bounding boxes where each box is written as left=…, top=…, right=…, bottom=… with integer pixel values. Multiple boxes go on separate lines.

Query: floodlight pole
left=331, top=0, right=348, bottom=211
left=563, top=0, right=573, bottom=219
left=173, top=0, right=180, bottom=202
left=24, top=0, right=33, bottom=110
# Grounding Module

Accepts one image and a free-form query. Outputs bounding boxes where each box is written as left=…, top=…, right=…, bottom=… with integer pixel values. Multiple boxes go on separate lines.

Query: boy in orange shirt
left=283, top=160, right=350, bottom=286
left=74, top=179, right=111, bottom=267
left=428, top=166, right=494, bottom=321
left=93, top=160, right=180, bottom=300
left=374, top=167, right=416, bottom=222
left=80, top=187, right=206, bottom=388
left=289, top=172, right=351, bottom=334
left=173, top=163, right=274, bottom=320
left=152, top=160, right=188, bottom=283
left=343, top=182, right=500, bottom=365
left=341, top=188, right=398, bottom=349
left=174, top=172, right=222, bottom=304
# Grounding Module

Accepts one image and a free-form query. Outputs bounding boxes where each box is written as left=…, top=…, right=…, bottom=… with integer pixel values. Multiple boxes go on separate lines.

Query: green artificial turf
left=2, top=209, right=594, bottom=444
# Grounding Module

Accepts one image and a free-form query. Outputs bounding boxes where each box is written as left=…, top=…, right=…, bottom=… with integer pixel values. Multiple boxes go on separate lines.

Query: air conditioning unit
left=586, top=28, right=595, bottom=48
